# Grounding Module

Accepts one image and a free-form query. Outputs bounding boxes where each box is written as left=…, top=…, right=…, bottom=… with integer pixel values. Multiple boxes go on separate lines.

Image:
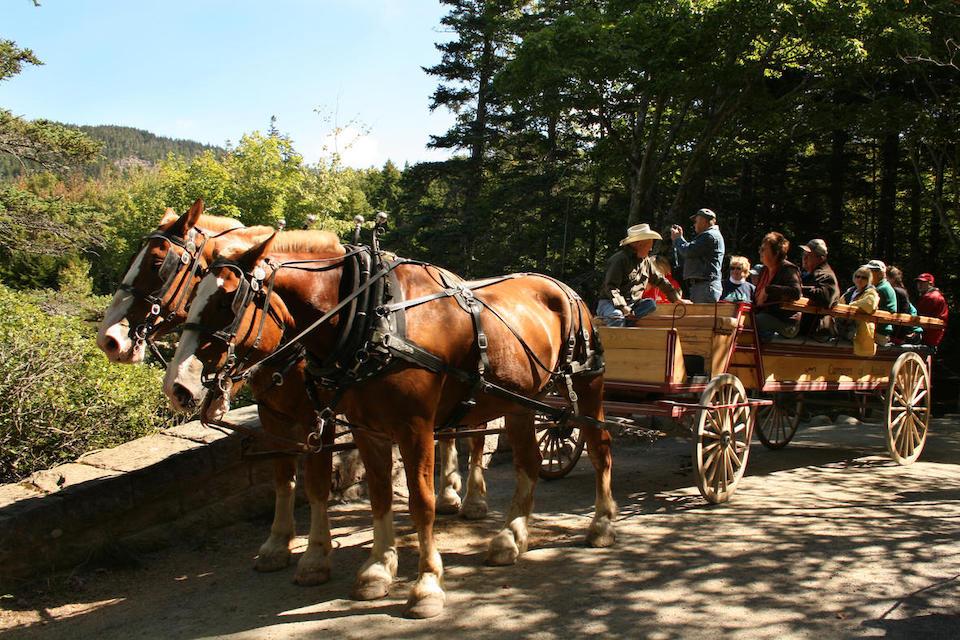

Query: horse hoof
left=254, top=547, right=291, bottom=572
left=436, top=489, right=462, bottom=515
left=404, top=592, right=445, bottom=619
left=404, top=575, right=445, bottom=619
left=459, top=498, right=488, bottom=520
left=486, top=529, right=520, bottom=566
left=294, top=562, right=331, bottom=586
left=586, top=519, right=616, bottom=548
left=351, top=573, right=392, bottom=601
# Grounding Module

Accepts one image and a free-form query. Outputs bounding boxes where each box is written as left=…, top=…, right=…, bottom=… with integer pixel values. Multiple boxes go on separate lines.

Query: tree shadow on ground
left=3, top=419, right=959, bottom=639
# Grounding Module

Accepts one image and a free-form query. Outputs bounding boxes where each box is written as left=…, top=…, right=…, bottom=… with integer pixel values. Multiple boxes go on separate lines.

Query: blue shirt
left=674, top=225, right=725, bottom=284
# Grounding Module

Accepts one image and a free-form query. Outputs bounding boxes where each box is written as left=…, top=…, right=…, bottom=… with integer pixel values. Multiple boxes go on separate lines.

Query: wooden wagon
left=537, top=301, right=944, bottom=504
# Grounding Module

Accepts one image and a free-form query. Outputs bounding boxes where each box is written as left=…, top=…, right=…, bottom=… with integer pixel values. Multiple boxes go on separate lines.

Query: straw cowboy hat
left=619, top=223, right=662, bottom=246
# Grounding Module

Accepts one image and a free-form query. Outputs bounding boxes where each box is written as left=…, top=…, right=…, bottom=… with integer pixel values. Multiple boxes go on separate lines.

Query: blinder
left=120, top=228, right=209, bottom=345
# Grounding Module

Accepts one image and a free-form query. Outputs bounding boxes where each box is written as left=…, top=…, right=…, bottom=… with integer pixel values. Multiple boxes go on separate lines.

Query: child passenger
left=641, top=255, right=683, bottom=303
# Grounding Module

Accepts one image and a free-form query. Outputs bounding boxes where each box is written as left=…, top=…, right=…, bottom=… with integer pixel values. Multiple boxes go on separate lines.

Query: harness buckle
left=150, top=303, right=161, bottom=317
left=477, top=333, right=488, bottom=350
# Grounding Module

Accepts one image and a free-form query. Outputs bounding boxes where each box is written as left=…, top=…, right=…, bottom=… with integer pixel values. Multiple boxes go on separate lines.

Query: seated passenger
left=721, top=255, right=755, bottom=303
left=748, top=263, right=764, bottom=287
left=865, top=259, right=896, bottom=346
left=838, top=266, right=880, bottom=356
left=798, top=238, right=839, bottom=338
left=915, top=273, right=948, bottom=349
left=641, top=255, right=683, bottom=303
left=753, top=232, right=802, bottom=340
left=596, top=223, right=681, bottom=327
left=886, top=266, right=922, bottom=345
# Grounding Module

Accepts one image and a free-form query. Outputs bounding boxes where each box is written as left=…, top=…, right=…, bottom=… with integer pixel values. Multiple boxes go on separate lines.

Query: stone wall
left=0, top=406, right=371, bottom=590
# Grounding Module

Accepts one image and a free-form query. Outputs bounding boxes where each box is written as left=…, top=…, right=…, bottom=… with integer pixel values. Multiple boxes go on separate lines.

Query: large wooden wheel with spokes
left=537, top=416, right=585, bottom=480
left=755, top=393, right=803, bottom=450
left=885, top=352, right=930, bottom=465
left=693, top=374, right=753, bottom=504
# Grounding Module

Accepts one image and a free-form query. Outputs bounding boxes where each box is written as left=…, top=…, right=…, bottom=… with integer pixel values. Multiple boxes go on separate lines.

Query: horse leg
left=293, top=443, right=334, bottom=585
left=255, top=410, right=296, bottom=571
left=397, top=426, right=445, bottom=619
left=459, top=434, right=488, bottom=520
left=436, top=438, right=462, bottom=515
left=487, top=412, right=538, bottom=566
left=350, top=433, right=398, bottom=601
left=578, top=374, right=617, bottom=547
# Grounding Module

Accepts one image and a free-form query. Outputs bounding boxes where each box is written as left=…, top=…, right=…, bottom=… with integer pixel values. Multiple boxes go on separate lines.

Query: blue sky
left=1, top=0, right=457, bottom=168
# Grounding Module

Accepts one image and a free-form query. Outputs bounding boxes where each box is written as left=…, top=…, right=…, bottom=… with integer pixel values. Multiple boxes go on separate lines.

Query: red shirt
left=641, top=275, right=682, bottom=303
left=916, top=287, right=949, bottom=346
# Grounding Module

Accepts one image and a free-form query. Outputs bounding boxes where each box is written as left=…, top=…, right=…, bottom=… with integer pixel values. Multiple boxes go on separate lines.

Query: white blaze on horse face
left=163, top=273, right=222, bottom=411
left=97, top=245, right=149, bottom=363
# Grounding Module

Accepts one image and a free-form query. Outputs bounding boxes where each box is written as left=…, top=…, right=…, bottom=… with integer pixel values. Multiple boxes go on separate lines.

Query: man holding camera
left=671, top=208, right=725, bottom=303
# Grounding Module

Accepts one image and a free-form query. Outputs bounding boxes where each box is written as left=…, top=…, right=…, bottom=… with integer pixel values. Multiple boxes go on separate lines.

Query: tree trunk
left=908, top=146, right=922, bottom=275
left=828, top=129, right=847, bottom=261
left=878, top=131, right=899, bottom=261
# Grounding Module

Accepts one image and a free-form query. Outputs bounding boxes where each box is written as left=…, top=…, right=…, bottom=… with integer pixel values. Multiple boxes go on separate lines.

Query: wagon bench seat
left=780, top=297, right=946, bottom=328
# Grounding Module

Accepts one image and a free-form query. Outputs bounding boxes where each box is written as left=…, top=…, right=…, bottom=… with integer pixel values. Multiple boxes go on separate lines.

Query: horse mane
left=159, top=209, right=244, bottom=232
left=215, top=229, right=345, bottom=261
left=268, top=230, right=345, bottom=257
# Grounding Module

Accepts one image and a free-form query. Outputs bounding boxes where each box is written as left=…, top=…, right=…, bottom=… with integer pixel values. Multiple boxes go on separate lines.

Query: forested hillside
left=0, top=123, right=221, bottom=178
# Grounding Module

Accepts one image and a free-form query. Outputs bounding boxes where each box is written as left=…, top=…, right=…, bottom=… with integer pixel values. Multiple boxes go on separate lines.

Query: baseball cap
left=749, top=263, right=763, bottom=276
left=915, top=273, right=935, bottom=284
left=801, top=238, right=828, bottom=257
left=865, top=259, right=886, bottom=272
left=690, top=208, right=716, bottom=221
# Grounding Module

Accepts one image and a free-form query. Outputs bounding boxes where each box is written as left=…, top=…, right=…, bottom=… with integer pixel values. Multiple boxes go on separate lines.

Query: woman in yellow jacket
left=845, top=266, right=880, bottom=356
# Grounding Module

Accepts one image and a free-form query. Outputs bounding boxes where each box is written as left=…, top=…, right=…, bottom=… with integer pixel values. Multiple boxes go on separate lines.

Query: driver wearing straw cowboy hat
left=596, top=223, right=682, bottom=327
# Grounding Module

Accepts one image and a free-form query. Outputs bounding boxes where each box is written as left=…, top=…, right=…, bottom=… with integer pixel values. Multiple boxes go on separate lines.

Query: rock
left=808, top=414, right=833, bottom=426
left=836, top=414, right=860, bottom=426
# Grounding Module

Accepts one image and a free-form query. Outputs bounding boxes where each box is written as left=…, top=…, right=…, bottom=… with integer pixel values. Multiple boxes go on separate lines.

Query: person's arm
left=849, top=289, right=879, bottom=314
left=600, top=257, right=630, bottom=311
left=764, top=265, right=802, bottom=303
left=673, top=230, right=715, bottom=259
left=935, top=292, right=950, bottom=322
left=642, top=259, right=681, bottom=303
left=802, top=269, right=837, bottom=307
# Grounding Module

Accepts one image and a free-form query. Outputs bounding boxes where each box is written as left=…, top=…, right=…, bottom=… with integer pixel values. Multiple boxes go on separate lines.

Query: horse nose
left=97, top=324, right=130, bottom=362
left=172, top=383, right=198, bottom=411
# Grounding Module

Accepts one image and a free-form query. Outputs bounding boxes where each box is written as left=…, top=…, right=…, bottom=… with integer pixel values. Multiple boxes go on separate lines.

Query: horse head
left=163, top=231, right=291, bottom=418
left=97, top=199, right=234, bottom=363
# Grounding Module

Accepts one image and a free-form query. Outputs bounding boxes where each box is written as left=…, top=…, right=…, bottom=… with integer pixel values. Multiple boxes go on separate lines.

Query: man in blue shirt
left=670, top=208, right=725, bottom=303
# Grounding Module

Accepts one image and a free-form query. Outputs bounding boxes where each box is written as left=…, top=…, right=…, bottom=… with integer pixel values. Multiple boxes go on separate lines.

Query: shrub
left=0, top=285, right=173, bottom=482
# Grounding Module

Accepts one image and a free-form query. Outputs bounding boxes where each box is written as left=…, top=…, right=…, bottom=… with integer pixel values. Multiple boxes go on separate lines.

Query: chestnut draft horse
left=98, top=203, right=488, bottom=586
left=163, top=231, right=615, bottom=618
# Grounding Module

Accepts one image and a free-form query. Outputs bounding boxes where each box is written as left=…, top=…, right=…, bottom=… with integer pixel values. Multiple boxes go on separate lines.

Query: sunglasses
left=854, top=275, right=868, bottom=280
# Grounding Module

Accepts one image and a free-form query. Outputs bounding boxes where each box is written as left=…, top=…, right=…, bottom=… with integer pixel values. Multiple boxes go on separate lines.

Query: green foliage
left=0, top=285, right=173, bottom=482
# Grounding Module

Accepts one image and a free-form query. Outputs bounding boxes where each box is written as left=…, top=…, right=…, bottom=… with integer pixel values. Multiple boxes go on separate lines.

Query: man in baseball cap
left=670, top=208, right=725, bottom=303
left=799, top=238, right=839, bottom=337
left=915, top=272, right=948, bottom=348
left=865, top=259, right=896, bottom=343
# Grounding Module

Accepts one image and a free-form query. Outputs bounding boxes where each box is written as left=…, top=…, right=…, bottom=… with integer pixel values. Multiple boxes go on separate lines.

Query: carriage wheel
left=755, top=393, right=803, bottom=450
left=884, top=352, right=930, bottom=465
left=537, top=416, right=585, bottom=480
left=693, top=374, right=753, bottom=504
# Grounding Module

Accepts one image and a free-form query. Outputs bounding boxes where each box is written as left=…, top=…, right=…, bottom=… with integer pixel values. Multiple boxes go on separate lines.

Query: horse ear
left=159, top=207, right=178, bottom=226
left=167, top=199, right=205, bottom=237
left=238, top=232, right=278, bottom=269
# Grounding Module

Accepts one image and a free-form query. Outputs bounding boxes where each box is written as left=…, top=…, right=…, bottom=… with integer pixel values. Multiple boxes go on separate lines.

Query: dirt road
left=3, top=415, right=959, bottom=639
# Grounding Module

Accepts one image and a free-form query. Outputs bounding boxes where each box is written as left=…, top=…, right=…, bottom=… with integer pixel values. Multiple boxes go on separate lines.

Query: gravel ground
left=2, top=414, right=959, bottom=639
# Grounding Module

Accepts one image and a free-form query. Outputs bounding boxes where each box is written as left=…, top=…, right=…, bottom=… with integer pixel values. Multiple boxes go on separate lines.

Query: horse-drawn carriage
left=99, top=202, right=945, bottom=617
left=538, top=300, right=943, bottom=504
